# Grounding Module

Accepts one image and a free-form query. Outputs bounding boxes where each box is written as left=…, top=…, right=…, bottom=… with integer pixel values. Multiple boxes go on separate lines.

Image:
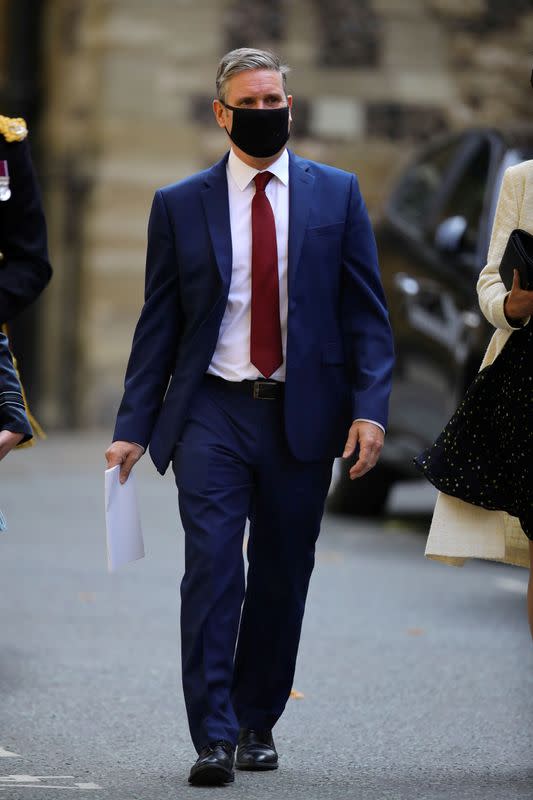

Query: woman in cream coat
left=418, top=158, right=533, bottom=639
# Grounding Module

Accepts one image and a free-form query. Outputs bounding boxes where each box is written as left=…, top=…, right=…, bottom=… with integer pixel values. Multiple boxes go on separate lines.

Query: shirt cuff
left=132, top=442, right=145, bottom=454
left=353, top=418, right=385, bottom=435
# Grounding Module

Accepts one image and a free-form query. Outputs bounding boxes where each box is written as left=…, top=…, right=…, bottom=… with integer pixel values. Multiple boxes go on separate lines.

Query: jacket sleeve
left=113, top=190, right=182, bottom=448
left=0, top=138, right=52, bottom=323
left=0, top=332, right=32, bottom=441
left=476, top=165, right=527, bottom=331
left=341, top=175, right=395, bottom=430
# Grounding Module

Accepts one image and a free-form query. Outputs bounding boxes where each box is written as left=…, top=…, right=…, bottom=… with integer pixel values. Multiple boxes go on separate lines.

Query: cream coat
left=425, top=160, right=533, bottom=569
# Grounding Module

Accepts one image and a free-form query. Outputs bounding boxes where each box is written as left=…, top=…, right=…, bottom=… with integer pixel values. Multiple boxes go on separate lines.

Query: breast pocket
left=306, top=222, right=345, bottom=239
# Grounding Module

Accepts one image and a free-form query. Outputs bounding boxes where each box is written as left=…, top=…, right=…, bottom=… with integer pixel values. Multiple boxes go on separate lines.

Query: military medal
left=0, top=160, right=10, bottom=201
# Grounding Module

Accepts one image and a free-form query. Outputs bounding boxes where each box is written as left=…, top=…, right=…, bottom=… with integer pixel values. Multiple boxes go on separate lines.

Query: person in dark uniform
left=0, top=114, right=51, bottom=322
left=0, top=329, right=32, bottom=457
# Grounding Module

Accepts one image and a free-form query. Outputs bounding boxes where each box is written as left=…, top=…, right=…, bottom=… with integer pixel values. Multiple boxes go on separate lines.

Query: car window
left=390, top=140, right=463, bottom=231
left=436, top=140, right=491, bottom=254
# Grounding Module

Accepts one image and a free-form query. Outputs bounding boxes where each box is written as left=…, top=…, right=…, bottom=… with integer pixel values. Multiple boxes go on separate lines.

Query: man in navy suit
left=106, top=48, right=394, bottom=786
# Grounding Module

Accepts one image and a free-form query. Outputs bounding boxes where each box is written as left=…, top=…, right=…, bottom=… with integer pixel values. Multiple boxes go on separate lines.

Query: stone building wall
left=34, top=0, right=533, bottom=428
left=0, top=1, right=7, bottom=90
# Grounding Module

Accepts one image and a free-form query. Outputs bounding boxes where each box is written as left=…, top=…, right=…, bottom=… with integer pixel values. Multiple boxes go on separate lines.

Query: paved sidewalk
left=0, top=433, right=532, bottom=799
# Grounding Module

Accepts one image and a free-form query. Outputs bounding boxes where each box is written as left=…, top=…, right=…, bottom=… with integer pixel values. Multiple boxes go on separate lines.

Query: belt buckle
left=253, top=380, right=276, bottom=400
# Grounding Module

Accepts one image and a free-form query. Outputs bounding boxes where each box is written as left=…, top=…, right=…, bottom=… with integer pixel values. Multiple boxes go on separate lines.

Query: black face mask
left=222, top=103, right=290, bottom=158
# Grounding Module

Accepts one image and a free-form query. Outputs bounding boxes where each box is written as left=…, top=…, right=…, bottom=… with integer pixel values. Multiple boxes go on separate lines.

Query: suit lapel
left=201, top=151, right=314, bottom=298
left=288, top=151, right=315, bottom=296
left=201, top=153, right=232, bottom=291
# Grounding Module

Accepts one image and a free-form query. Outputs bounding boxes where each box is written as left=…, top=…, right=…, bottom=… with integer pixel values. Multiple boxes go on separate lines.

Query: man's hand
left=342, top=421, right=384, bottom=480
left=0, top=430, right=24, bottom=462
left=105, top=441, right=144, bottom=484
left=504, top=269, right=533, bottom=323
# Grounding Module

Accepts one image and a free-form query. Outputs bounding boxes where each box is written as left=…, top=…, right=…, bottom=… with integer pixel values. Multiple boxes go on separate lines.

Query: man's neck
left=230, top=145, right=287, bottom=171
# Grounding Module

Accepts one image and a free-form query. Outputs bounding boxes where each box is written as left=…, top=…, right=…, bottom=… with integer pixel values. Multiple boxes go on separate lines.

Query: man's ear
left=213, top=99, right=228, bottom=130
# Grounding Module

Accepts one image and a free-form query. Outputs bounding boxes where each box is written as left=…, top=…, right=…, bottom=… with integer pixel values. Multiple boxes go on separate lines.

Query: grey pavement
left=0, top=433, right=532, bottom=800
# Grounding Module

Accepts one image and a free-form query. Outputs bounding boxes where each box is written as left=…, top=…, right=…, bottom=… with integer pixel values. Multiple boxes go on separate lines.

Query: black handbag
left=498, top=228, right=533, bottom=291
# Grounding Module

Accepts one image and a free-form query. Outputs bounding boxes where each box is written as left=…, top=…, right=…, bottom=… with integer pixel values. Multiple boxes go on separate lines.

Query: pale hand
left=504, top=269, right=533, bottom=323
left=105, top=441, right=144, bottom=484
left=342, top=421, right=384, bottom=480
left=0, top=430, right=24, bottom=461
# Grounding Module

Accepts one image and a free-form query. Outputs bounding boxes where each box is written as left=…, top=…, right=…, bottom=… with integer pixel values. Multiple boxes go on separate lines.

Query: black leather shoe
left=188, top=740, right=235, bottom=786
left=235, top=729, right=278, bottom=771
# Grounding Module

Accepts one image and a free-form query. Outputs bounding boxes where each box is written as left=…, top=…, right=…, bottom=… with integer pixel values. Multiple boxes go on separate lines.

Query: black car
left=329, top=127, right=533, bottom=515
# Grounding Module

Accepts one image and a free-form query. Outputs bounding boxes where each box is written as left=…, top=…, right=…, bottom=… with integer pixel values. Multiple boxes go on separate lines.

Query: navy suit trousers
left=172, top=376, right=333, bottom=752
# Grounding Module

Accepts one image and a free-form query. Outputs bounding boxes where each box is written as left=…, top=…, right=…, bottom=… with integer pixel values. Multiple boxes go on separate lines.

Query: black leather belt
left=205, top=375, right=284, bottom=400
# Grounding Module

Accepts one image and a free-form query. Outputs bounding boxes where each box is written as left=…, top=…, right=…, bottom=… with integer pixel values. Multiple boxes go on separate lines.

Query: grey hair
left=216, top=47, right=290, bottom=103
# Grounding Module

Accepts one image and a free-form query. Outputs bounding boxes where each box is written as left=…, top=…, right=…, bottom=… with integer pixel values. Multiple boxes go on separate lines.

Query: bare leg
left=527, top=541, right=533, bottom=638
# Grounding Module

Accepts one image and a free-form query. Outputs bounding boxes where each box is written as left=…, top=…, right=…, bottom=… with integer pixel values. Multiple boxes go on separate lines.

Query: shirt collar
left=227, top=147, right=289, bottom=191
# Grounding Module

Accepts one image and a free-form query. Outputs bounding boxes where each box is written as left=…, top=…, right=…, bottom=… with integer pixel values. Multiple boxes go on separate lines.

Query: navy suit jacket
left=114, top=150, right=394, bottom=475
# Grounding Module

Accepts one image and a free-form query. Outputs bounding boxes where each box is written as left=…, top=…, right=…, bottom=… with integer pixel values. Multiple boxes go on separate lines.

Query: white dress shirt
left=206, top=147, right=384, bottom=434
left=207, top=147, right=289, bottom=382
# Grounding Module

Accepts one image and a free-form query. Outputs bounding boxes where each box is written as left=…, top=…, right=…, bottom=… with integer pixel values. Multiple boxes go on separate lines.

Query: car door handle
left=460, top=310, right=481, bottom=330
left=394, top=272, right=444, bottom=314
left=394, top=273, right=420, bottom=297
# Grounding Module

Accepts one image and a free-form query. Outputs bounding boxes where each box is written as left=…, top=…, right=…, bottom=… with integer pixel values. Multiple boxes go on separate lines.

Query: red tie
left=250, top=171, right=283, bottom=378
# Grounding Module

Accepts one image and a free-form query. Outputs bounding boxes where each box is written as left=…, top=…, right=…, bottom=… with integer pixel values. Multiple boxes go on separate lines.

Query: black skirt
left=414, top=321, right=533, bottom=540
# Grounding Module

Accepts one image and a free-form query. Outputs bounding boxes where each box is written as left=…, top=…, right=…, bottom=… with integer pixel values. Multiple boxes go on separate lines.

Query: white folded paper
left=104, top=465, right=145, bottom=572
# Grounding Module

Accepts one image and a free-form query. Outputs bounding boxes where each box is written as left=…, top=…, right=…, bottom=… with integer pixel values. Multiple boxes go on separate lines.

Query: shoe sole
left=235, top=762, right=278, bottom=772
left=189, top=765, right=235, bottom=786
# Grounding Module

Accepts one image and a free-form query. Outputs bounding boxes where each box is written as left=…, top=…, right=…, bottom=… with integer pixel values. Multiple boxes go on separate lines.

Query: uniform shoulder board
left=0, top=115, right=28, bottom=142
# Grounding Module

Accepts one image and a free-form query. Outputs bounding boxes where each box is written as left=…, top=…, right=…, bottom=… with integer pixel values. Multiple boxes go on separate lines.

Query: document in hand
left=104, top=465, right=145, bottom=572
